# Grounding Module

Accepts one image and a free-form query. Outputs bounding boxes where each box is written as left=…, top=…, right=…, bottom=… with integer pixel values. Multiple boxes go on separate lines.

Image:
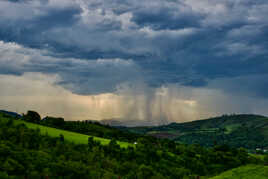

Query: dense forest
left=0, top=111, right=268, bottom=178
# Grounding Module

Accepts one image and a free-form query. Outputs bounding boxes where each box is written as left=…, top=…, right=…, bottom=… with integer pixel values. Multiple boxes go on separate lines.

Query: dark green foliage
left=59, top=134, right=64, bottom=142
left=264, top=155, right=268, bottom=165
left=124, top=114, right=268, bottom=150
left=109, top=139, right=120, bottom=149
left=43, top=116, right=65, bottom=127
left=0, top=112, right=265, bottom=178
left=88, top=136, right=94, bottom=149
left=23, top=110, right=41, bottom=123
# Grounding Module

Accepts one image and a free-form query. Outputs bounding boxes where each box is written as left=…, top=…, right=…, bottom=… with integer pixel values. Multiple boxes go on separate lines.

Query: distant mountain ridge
left=99, top=118, right=168, bottom=127
left=122, top=114, right=268, bottom=149
left=0, top=110, right=21, bottom=118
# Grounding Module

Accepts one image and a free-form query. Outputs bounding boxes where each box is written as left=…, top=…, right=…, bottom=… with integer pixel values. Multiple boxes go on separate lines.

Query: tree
left=109, top=139, right=119, bottom=149
left=59, top=134, right=64, bottom=142
left=264, top=154, right=268, bottom=165
left=23, top=111, right=41, bottom=123
left=0, top=172, right=9, bottom=179
left=42, top=117, right=64, bottom=127
left=88, top=137, right=94, bottom=150
left=137, top=164, right=154, bottom=179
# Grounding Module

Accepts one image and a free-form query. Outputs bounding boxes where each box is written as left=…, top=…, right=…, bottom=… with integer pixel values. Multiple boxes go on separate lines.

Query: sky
left=0, top=0, right=268, bottom=125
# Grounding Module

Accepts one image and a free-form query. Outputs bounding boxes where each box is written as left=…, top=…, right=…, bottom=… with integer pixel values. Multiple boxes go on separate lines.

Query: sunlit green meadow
left=0, top=113, right=131, bottom=148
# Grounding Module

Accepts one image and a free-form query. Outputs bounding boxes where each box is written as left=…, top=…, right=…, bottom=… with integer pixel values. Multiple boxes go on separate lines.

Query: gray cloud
left=209, top=75, right=268, bottom=99
left=0, top=0, right=268, bottom=101
left=131, top=3, right=202, bottom=30
left=0, top=41, right=142, bottom=94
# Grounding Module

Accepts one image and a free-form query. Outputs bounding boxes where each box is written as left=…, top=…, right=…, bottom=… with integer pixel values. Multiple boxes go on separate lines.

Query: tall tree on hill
left=23, top=111, right=41, bottom=123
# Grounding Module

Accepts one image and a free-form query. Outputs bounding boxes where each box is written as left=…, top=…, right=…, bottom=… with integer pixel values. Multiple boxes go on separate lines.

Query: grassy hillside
left=42, top=117, right=141, bottom=142
left=210, top=165, right=268, bottom=179
left=0, top=113, right=131, bottom=148
left=0, top=111, right=266, bottom=178
left=123, top=114, right=268, bottom=149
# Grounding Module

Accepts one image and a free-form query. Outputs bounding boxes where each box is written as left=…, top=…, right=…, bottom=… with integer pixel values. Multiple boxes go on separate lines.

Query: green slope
left=0, top=113, right=131, bottom=148
left=210, top=165, right=268, bottom=179
left=124, top=114, right=268, bottom=149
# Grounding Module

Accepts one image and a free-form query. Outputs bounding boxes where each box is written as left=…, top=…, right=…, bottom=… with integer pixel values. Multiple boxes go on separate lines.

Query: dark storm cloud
left=209, top=74, right=268, bottom=99
left=5, top=0, right=29, bottom=3
left=131, top=5, right=202, bottom=30
left=32, top=8, right=81, bottom=30
left=0, top=41, right=142, bottom=94
left=0, top=0, right=268, bottom=99
left=0, top=0, right=81, bottom=49
left=4, top=0, right=49, bottom=5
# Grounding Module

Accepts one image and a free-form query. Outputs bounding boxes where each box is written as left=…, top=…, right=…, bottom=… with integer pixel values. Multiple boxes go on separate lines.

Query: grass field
left=0, top=114, right=131, bottom=148
left=210, top=165, right=268, bottom=179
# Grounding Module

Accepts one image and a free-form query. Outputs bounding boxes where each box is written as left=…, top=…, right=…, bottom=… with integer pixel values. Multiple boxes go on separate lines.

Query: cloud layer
left=0, top=0, right=268, bottom=123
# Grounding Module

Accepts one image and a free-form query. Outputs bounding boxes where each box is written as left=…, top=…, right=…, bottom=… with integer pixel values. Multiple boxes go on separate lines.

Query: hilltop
left=122, top=114, right=268, bottom=150
left=0, top=110, right=21, bottom=118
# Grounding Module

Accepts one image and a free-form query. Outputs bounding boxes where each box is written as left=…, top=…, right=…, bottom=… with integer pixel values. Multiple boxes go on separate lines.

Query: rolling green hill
left=0, top=112, right=131, bottom=148
left=0, top=111, right=267, bottom=178
left=210, top=165, right=268, bottom=179
left=123, top=114, right=268, bottom=149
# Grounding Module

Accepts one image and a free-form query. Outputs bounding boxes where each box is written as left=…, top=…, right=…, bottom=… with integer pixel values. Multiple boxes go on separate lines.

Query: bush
left=264, top=154, right=268, bottom=165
